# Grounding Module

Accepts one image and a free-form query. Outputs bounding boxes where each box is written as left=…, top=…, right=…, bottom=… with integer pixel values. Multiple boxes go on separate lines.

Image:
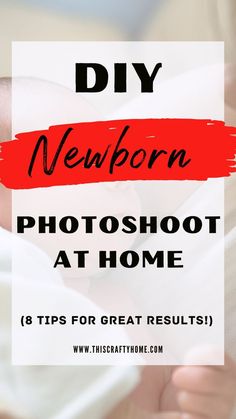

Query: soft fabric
left=0, top=228, right=139, bottom=418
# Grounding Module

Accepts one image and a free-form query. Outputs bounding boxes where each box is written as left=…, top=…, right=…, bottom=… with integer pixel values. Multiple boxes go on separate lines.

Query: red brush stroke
left=0, top=119, right=235, bottom=189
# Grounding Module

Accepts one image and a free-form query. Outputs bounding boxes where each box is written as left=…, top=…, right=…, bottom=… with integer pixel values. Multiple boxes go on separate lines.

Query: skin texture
left=172, top=356, right=236, bottom=418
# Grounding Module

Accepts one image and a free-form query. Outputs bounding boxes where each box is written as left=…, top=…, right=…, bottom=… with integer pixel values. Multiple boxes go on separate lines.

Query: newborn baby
left=0, top=77, right=236, bottom=419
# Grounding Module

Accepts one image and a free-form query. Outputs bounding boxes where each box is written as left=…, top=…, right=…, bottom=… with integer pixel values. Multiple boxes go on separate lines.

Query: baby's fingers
left=173, top=367, right=235, bottom=397
left=177, top=391, right=232, bottom=419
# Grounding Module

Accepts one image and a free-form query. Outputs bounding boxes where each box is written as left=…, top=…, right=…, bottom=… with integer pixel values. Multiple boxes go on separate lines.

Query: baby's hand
left=172, top=352, right=236, bottom=419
